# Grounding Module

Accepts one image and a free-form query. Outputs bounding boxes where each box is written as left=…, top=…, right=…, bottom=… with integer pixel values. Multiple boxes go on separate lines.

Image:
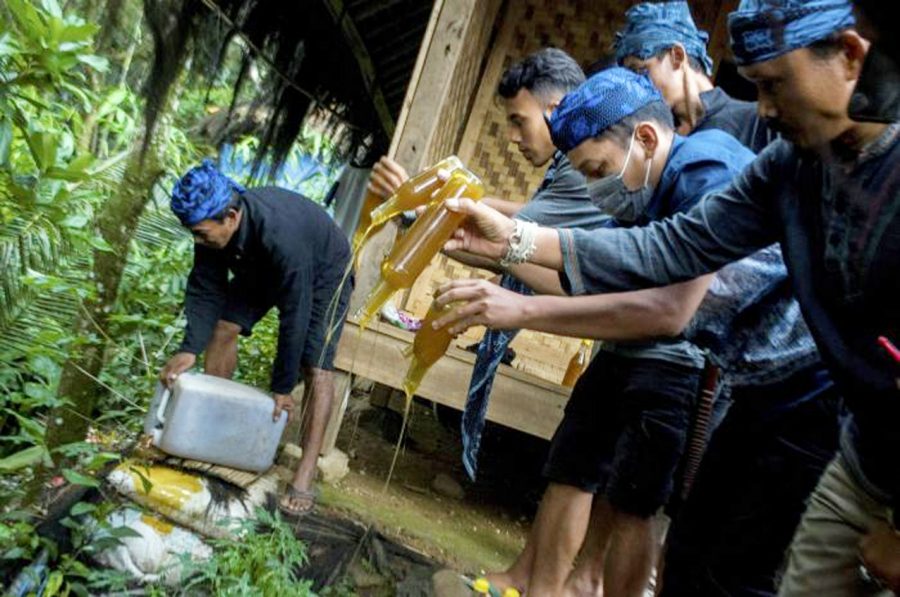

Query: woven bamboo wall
left=402, top=0, right=636, bottom=384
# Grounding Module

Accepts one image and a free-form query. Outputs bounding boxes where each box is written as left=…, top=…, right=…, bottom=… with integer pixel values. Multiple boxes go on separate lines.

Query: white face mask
left=587, top=132, right=654, bottom=224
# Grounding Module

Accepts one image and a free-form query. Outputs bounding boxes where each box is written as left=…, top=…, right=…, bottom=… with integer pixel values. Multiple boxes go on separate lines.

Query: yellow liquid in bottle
left=402, top=301, right=459, bottom=398
left=368, top=156, right=464, bottom=229
left=561, top=339, right=593, bottom=387
left=385, top=300, right=461, bottom=490
left=357, top=168, right=484, bottom=329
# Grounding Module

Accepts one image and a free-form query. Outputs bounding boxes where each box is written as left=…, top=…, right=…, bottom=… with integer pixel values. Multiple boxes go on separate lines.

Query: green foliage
left=178, top=508, right=315, bottom=596
left=0, top=0, right=136, bottom=482
left=1, top=0, right=344, bottom=591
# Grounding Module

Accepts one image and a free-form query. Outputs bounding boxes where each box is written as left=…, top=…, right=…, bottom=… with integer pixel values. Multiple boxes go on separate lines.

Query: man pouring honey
left=159, top=159, right=352, bottom=517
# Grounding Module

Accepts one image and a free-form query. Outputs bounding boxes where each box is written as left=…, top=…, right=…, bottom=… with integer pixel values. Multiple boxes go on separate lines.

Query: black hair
left=209, top=193, right=243, bottom=222
left=586, top=54, right=618, bottom=77
left=808, top=31, right=847, bottom=60
left=600, top=100, right=675, bottom=146
left=498, top=48, right=586, bottom=104
left=653, top=46, right=707, bottom=74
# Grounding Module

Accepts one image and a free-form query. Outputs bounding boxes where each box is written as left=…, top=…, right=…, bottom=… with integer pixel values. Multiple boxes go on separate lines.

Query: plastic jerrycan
left=144, top=373, right=287, bottom=472
left=358, top=168, right=484, bottom=328
left=402, top=301, right=460, bottom=398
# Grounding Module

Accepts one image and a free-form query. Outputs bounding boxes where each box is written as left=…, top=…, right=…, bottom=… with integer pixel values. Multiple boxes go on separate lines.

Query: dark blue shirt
left=693, top=87, right=776, bottom=154
left=687, top=88, right=820, bottom=388
left=179, top=187, right=351, bottom=394
left=586, top=129, right=756, bottom=368
left=641, top=129, right=757, bottom=225
left=558, top=125, right=900, bottom=508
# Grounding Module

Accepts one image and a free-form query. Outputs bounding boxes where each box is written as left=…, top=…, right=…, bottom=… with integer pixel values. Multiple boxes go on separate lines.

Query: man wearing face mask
left=489, top=67, right=753, bottom=597
left=432, top=1, right=900, bottom=594
left=606, top=3, right=845, bottom=595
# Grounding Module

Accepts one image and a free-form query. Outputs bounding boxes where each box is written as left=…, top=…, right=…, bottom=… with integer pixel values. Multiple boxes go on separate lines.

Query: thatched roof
left=142, top=0, right=433, bottom=169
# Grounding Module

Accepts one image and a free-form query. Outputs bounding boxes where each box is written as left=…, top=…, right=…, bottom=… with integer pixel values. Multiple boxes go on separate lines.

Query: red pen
left=877, top=336, right=900, bottom=364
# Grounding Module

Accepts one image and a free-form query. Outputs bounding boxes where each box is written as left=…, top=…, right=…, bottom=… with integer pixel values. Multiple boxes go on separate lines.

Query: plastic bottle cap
left=472, top=578, right=491, bottom=594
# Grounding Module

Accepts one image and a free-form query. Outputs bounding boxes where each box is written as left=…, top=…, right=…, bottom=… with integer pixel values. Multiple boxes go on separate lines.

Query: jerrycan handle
left=156, top=387, right=172, bottom=425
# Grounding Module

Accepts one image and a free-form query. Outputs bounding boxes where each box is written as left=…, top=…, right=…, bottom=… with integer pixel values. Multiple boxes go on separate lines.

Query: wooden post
left=348, top=0, right=501, bottom=314
left=320, top=370, right=352, bottom=455
left=389, top=0, right=502, bottom=173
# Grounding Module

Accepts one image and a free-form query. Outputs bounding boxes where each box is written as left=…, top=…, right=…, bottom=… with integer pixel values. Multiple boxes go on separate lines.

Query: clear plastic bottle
left=357, top=168, right=484, bottom=328
left=561, top=339, right=593, bottom=387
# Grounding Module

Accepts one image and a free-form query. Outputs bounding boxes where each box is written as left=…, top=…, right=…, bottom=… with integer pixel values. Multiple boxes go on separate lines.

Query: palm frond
left=0, top=214, right=66, bottom=329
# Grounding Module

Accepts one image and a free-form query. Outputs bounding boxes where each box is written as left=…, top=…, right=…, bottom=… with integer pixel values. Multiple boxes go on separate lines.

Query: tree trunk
left=45, top=115, right=172, bottom=452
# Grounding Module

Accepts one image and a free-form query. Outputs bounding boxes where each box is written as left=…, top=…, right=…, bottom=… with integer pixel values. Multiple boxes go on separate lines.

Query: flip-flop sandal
left=462, top=575, right=518, bottom=597
left=278, top=486, right=317, bottom=519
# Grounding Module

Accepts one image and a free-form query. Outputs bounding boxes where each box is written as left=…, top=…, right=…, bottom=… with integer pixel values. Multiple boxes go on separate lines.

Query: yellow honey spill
left=351, top=188, right=386, bottom=258
left=140, top=513, right=174, bottom=535
left=126, top=464, right=204, bottom=511
left=384, top=301, right=460, bottom=490
left=358, top=169, right=484, bottom=331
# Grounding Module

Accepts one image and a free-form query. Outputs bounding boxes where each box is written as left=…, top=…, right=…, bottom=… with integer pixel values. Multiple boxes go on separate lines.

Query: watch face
left=849, top=44, right=900, bottom=124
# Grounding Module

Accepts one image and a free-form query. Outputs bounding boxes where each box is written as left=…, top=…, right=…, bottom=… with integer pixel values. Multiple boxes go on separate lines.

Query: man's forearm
left=444, top=250, right=503, bottom=274
left=525, top=227, right=566, bottom=270
left=483, top=197, right=524, bottom=217
left=518, top=277, right=713, bottom=341
left=507, top=262, right=567, bottom=295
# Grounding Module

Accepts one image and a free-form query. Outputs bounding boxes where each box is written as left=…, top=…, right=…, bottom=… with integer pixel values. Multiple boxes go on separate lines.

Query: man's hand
left=272, top=393, right=295, bottom=422
left=443, top=198, right=516, bottom=261
left=159, top=352, right=196, bottom=387
left=859, top=525, right=900, bottom=592
left=432, top=279, right=531, bottom=335
left=369, top=156, right=409, bottom=199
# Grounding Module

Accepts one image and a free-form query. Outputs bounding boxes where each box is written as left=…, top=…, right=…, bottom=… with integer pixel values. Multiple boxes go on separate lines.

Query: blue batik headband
left=171, top=159, right=245, bottom=227
left=615, top=1, right=714, bottom=76
left=728, top=0, right=855, bottom=66
left=550, top=67, right=664, bottom=153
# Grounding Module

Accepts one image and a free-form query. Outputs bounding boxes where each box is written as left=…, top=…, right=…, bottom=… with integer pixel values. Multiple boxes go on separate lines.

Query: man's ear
left=669, top=43, right=687, bottom=71
left=225, top=207, right=241, bottom=224
left=840, top=30, right=870, bottom=82
left=544, top=98, right=561, bottom=120
left=635, top=122, right=659, bottom=157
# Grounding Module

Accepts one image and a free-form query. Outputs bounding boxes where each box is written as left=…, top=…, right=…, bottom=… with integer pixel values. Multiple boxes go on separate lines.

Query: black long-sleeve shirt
left=179, top=187, right=351, bottom=394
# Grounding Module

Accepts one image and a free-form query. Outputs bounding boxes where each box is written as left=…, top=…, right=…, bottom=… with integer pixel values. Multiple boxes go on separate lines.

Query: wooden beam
left=388, top=0, right=497, bottom=172
left=321, top=0, right=396, bottom=136
left=334, top=320, right=571, bottom=440
left=387, top=0, right=445, bottom=164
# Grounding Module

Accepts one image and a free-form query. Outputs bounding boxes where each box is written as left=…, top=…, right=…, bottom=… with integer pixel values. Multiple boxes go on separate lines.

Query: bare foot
left=563, top=572, right=603, bottom=597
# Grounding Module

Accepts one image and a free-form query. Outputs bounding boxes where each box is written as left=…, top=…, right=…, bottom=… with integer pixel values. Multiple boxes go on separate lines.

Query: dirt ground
left=315, top=381, right=553, bottom=576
